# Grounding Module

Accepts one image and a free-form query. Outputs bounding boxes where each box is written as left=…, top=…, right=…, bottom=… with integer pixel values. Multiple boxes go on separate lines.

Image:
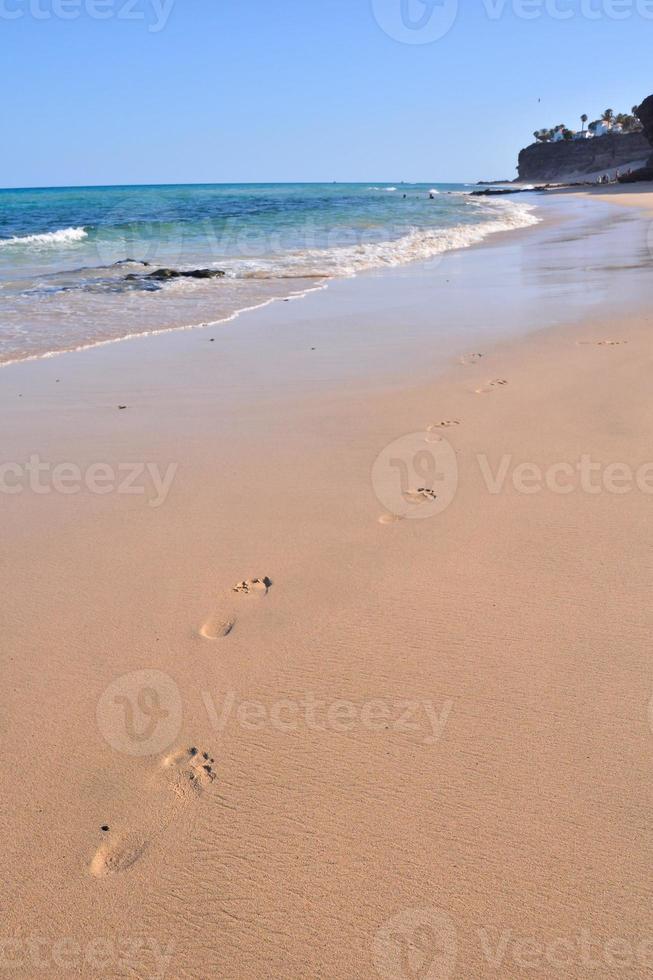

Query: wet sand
left=1, top=189, right=653, bottom=978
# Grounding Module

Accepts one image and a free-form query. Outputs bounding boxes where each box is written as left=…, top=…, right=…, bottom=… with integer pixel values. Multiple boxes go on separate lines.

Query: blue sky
left=1, top=0, right=651, bottom=186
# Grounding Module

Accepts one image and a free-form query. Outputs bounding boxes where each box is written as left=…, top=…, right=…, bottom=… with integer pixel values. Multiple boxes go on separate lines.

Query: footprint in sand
left=162, top=745, right=217, bottom=799
left=460, top=352, right=484, bottom=365
left=200, top=577, right=272, bottom=640
left=378, top=489, right=437, bottom=524
left=233, top=577, right=272, bottom=595
left=577, top=340, right=628, bottom=347
left=403, top=487, right=438, bottom=504
left=90, top=833, right=148, bottom=877
left=378, top=513, right=406, bottom=525
left=200, top=615, right=236, bottom=640
left=89, top=746, right=216, bottom=877
left=425, top=420, right=461, bottom=443
left=475, top=379, right=508, bottom=394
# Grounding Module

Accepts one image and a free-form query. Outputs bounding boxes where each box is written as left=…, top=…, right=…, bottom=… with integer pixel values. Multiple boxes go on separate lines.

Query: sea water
left=0, top=182, right=539, bottom=364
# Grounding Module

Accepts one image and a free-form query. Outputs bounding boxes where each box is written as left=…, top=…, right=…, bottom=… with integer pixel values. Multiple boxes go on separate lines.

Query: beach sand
left=1, top=189, right=653, bottom=978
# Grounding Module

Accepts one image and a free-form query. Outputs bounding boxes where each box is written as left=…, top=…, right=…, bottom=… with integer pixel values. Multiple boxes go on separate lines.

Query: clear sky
left=2, top=0, right=652, bottom=187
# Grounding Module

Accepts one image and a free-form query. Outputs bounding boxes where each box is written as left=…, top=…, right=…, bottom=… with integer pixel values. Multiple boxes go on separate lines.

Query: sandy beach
left=2, top=187, right=653, bottom=978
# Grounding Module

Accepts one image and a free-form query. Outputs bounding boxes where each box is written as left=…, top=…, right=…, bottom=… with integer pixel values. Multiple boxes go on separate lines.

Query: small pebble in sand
left=101, top=825, right=109, bottom=832
left=118, top=405, right=127, bottom=410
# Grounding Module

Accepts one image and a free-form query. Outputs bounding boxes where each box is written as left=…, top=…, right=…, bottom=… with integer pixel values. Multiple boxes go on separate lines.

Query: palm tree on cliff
left=580, top=113, right=588, bottom=134
left=601, top=108, right=614, bottom=129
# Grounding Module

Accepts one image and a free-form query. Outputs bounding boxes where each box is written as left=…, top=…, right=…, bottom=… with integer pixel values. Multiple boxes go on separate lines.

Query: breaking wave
left=228, top=199, right=540, bottom=280
left=0, top=227, right=88, bottom=248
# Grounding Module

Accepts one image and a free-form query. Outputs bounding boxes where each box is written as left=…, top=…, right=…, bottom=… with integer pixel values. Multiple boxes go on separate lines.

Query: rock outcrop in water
left=125, top=267, right=226, bottom=282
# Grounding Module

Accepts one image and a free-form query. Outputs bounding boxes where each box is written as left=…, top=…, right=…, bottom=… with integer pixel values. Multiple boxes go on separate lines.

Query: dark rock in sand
left=124, top=267, right=225, bottom=283
left=618, top=166, right=653, bottom=183
left=472, top=187, right=524, bottom=197
left=143, top=267, right=226, bottom=281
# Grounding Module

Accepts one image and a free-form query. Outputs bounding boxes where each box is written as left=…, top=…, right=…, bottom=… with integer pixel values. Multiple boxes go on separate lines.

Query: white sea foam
left=228, top=199, right=540, bottom=280
left=428, top=188, right=440, bottom=195
left=0, top=198, right=542, bottom=367
left=0, top=227, right=88, bottom=248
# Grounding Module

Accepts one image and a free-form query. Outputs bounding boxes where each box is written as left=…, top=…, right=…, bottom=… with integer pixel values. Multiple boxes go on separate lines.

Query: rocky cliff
left=635, top=95, right=653, bottom=146
left=517, top=131, right=651, bottom=182
left=617, top=96, right=653, bottom=182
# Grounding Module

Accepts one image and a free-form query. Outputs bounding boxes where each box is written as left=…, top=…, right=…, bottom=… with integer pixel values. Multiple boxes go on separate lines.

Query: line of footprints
left=93, top=338, right=629, bottom=875
left=91, top=579, right=275, bottom=875
left=379, top=338, right=628, bottom=525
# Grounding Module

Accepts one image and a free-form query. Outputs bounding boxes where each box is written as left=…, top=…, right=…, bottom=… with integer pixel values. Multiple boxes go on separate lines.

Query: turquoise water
left=0, top=183, right=539, bottom=364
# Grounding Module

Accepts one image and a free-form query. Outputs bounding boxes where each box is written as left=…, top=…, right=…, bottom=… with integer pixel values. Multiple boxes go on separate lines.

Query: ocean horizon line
left=0, top=178, right=479, bottom=193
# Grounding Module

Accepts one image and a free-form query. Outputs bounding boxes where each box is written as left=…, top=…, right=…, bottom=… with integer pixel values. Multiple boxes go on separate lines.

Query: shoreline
left=3, top=180, right=649, bottom=373
left=3, top=186, right=653, bottom=978
left=0, top=191, right=540, bottom=369
left=1, top=187, right=643, bottom=391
